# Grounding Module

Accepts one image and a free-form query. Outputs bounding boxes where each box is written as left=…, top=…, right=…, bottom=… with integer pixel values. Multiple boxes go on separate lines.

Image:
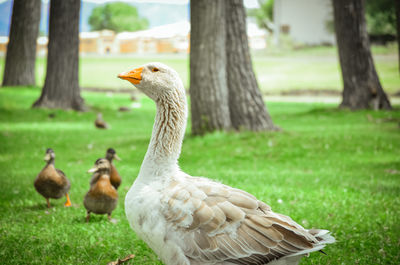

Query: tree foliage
left=88, top=2, right=148, bottom=32
left=365, top=0, right=396, bottom=35
left=247, top=0, right=274, bottom=33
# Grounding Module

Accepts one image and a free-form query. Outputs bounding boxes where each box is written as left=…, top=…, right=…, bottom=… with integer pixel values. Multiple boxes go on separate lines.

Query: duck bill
left=44, top=154, right=51, bottom=161
left=113, top=154, right=121, bottom=161
left=118, top=67, right=143, bottom=85
left=87, top=167, right=98, bottom=173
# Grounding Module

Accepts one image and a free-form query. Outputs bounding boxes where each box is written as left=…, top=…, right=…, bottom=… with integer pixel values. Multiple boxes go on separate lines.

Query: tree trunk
left=33, top=0, right=85, bottom=111
left=2, top=0, right=41, bottom=87
left=332, top=0, right=391, bottom=110
left=190, top=0, right=231, bottom=135
left=225, top=0, right=277, bottom=131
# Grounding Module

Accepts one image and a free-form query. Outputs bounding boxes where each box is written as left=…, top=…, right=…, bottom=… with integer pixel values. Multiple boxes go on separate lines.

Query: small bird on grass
left=90, top=148, right=122, bottom=190
left=105, top=148, right=122, bottom=189
left=130, top=93, right=139, bottom=102
left=34, top=148, right=71, bottom=208
left=95, top=113, right=109, bottom=129
left=84, top=158, right=118, bottom=222
left=118, top=106, right=131, bottom=112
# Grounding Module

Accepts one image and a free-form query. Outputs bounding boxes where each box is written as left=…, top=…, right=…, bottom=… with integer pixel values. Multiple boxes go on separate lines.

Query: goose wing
left=161, top=175, right=322, bottom=264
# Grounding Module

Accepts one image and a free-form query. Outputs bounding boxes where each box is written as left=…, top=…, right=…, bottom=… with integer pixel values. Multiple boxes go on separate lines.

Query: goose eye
left=152, top=68, right=159, bottom=72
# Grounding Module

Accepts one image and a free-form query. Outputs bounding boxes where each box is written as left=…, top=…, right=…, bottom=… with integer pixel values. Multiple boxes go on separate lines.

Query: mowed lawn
left=0, top=44, right=398, bottom=94
left=0, top=85, right=399, bottom=264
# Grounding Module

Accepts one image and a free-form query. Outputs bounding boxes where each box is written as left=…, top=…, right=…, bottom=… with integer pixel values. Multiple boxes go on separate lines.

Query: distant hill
left=0, top=0, right=189, bottom=36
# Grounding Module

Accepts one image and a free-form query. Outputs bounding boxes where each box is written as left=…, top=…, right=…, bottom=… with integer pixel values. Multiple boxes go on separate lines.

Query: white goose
left=118, top=63, right=334, bottom=265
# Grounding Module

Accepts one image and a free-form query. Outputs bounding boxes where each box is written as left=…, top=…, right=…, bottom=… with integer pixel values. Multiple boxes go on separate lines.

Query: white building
left=117, top=20, right=190, bottom=54
left=274, top=0, right=335, bottom=45
left=247, top=20, right=268, bottom=50
left=0, top=20, right=268, bottom=56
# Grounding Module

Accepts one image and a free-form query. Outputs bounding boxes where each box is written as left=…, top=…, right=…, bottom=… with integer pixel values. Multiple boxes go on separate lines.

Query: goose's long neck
left=140, top=90, right=187, bottom=180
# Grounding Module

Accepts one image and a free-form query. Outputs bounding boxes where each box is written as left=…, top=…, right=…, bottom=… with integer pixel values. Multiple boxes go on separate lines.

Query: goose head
left=88, top=158, right=111, bottom=174
left=118, top=62, right=185, bottom=101
left=44, top=148, right=55, bottom=163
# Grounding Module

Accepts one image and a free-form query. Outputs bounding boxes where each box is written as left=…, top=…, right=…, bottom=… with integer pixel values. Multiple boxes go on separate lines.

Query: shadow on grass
left=303, top=106, right=400, bottom=116
left=21, top=201, right=74, bottom=212
left=71, top=214, right=114, bottom=224
left=290, top=107, right=343, bottom=118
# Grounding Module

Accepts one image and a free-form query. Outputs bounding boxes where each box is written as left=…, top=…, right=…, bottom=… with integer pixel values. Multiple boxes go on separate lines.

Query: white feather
left=123, top=63, right=335, bottom=265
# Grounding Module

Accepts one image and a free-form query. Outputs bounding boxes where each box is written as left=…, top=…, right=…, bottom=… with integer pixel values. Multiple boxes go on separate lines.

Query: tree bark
left=190, top=0, right=231, bottom=135
left=395, top=0, right=400, bottom=74
left=33, top=0, right=85, bottom=111
left=225, top=0, right=277, bottom=131
left=2, top=0, right=41, bottom=87
left=332, top=0, right=391, bottom=110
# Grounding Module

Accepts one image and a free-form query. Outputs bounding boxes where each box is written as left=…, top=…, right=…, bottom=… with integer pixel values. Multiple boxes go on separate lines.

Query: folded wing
left=160, top=175, right=327, bottom=264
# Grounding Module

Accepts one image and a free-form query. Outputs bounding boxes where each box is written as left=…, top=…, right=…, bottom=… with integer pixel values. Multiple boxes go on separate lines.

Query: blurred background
left=0, top=0, right=397, bottom=99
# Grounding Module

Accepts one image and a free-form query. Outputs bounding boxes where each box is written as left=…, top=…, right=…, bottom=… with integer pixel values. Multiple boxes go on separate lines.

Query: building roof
left=117, top=20, right=190, bottom=40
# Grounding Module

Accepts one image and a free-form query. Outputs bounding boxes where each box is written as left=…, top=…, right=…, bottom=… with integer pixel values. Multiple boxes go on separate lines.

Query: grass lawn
left=0, top=44, right=399, bottom=94
left=0, top=86, right=399, bottom=264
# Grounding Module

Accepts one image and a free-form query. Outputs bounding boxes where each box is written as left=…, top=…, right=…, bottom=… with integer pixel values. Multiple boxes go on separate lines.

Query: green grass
left=0, top=86, right=399, bottom=264
left=0, top=44, right=398, bottom=93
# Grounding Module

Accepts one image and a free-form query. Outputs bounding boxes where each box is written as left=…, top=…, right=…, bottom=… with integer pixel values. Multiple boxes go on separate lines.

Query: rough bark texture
left=190, top=0, right=231, bottom=135
left=332, top=0, right=391, bottom=110
left=2, top=0, right=41, bottom=86
left=33, top=0, right=85, bottom=111
left=225, top=0, right=277, bottom=131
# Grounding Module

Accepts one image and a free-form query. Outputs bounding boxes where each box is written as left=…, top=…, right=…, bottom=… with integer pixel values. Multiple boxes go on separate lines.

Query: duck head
left=44, top=148, right=55, bottom=163
left=88, top=158, right=111, bottom=174
left=106, top=148, right=121, bottom=162
left=118, top=62, right=185, bottom=101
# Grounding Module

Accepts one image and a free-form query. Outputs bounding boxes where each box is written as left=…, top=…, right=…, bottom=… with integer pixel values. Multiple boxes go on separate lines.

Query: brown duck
left=95, top=113, right=109, bottom=129
left=84, top=158, right=118, bottom=222
left=89, top=148, right=122, bottom=189
left=105, top=148, right=122, bottom=189
left=34, top=148, right=72, bottom=208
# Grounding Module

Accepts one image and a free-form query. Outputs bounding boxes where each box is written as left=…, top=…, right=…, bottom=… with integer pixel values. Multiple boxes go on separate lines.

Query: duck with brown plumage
left=34, top=148, right=72, bottom=208
left=84, top=158, right=118, bottom=222
left=90, top=148, right=122, bottom=190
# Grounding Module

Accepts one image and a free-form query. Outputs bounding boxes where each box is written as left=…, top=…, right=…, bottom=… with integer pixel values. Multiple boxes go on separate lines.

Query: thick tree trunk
left=225, top=0, right=277, bottom=131
left=2, top=0, right=41, bottom=86
left=190, top=0, right=231, bottom=135
left=332, top=0, right=391, bottom=110
left=33, top=0, right=85, bottom=111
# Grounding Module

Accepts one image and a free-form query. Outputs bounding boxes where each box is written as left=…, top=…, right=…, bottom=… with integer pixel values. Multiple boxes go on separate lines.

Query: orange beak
left=118, top=67, right=143, bottom=85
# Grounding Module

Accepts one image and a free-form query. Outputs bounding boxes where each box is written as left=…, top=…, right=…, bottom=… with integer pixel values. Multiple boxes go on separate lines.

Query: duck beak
left=113, top=154, right=121, bottom=161
left=118, top=67, right=143, bottom=85
left=87, top=166, right=98, bottom=173
left=44, top=154, right=51, bottom=161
